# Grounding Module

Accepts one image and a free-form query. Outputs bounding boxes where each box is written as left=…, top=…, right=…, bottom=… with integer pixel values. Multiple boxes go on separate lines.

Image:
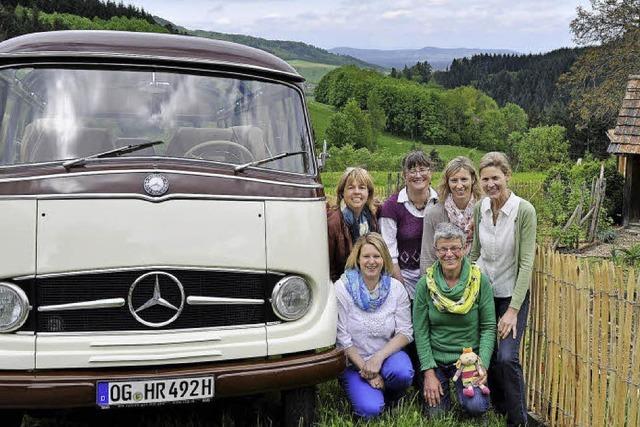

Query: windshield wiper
left=234, top=151, right=306, bottom=174
left=62, top=141, right=164, bottom=170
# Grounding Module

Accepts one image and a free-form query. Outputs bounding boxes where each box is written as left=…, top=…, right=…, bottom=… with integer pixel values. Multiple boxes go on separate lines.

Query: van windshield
left=0, top=67, right=313, bottom=174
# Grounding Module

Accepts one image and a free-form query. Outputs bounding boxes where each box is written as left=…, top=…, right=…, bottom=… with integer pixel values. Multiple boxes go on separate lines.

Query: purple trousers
left=339, top=350, right=414, bottom=419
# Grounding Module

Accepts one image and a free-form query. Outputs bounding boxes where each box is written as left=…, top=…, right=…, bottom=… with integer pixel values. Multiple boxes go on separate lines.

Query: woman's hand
left=423, top=369, right=443, bottom=407
left=360, top=353, right=384, bottom=379
left=498, top=307, right=519, bottom=339
left=367, top=374, right=385, bottom=390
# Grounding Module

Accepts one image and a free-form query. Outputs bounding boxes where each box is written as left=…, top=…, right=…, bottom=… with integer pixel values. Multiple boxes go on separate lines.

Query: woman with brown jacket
left=327, top=167, right=378, bottom=282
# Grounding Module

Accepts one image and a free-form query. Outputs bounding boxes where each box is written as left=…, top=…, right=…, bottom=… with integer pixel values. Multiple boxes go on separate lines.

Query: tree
left=513, top=125, right=569, bottom=171
left=325, top=99, right=375, bottom=150
left=342, top=98, right=375, bottom=150
left=560, top=0, right=640, bottom=156
left=366, top=90, right=387, bottom=140
left=325, top=111, right=357, bottom=148
left=571, top=0, right=640, bottom=45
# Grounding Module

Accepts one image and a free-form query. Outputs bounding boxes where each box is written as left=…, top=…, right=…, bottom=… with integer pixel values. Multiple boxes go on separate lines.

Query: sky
left=122, top=0, right=592, bottom=53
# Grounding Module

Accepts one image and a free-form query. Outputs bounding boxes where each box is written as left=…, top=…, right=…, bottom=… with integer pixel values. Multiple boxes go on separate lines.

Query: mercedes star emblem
left=143, top=173, right=169, bottom=196
left=128, top=271, right=185, bottom=327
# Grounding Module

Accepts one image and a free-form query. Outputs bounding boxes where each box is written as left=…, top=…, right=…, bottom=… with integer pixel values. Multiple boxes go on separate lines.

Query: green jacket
left=412, top=258, right=496, bottom=371
left=470, top=195, right=537, bottom=310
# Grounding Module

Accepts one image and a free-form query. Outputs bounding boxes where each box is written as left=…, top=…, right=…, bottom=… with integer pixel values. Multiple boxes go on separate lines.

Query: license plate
left=96, top=376, right=214, bottom=407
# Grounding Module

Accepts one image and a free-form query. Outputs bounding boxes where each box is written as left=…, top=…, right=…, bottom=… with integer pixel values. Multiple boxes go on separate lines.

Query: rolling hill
left=330, top=46, right=518, bottom=70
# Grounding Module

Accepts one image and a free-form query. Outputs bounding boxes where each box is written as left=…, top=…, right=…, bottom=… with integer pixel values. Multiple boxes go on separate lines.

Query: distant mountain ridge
left=152, top=16, right=380, bottom=70
left=329, top=46, right=518, bottom=70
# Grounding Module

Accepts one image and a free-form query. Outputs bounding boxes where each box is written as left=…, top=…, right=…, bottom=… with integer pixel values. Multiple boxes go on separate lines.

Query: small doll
left=452, top=347, right=490, bottom=398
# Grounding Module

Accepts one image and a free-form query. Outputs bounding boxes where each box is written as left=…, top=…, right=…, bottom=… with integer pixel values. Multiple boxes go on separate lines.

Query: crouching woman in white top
left=335, top=232, right=414, bottom=419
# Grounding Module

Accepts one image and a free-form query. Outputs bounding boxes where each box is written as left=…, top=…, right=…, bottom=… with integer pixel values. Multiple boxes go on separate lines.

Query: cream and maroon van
left=0, top=30, right=343, bottom=426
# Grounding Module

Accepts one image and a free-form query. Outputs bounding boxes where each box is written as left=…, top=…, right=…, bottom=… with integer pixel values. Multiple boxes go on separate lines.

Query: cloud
left=123, top=0, right=588, bottom=52
left=382, top=9, right=412, bottom=20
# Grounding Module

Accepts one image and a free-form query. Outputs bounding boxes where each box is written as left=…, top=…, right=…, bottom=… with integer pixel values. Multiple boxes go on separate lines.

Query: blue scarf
left=343, top=268, right=392, bottom=312
left=342, top=206, right=373, bottom=243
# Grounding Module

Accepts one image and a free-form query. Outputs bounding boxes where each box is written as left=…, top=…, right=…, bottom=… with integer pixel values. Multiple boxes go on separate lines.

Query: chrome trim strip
left=0, top=53, right=303, bottom=81
left=0, top=168, right=322, bottom=188
left=38, top=298, right=125, bottom=312
left=187, top=296, right=264, bottom=306
left=33, top=266, right=269, bottom=279
left=91, top=336, right=222, bottom=347
left=89, top=349, right=223, bottom=363
left=36, top=323, right=266, bottom=336
left=0, top=194, right=325, bottom=202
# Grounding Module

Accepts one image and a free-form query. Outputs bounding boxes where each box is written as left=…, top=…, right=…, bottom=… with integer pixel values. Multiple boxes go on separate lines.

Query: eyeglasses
left=435, top=246, right=463, bottom=256
left=406, top=167, right=430, bottom=176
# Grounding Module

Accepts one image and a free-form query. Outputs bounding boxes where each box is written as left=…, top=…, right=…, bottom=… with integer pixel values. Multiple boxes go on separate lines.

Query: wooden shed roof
left=608, top=75, right=640, bottom=154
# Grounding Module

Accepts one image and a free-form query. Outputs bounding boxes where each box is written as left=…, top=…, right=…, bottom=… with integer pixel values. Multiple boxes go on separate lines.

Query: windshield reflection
left=0, top=68, right=311, bottom=174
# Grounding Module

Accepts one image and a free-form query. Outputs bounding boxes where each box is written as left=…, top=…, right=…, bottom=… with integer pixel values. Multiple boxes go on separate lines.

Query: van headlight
left=270, top=276, right=311, bottom=321
left=0, top=282, right=30, bottom=333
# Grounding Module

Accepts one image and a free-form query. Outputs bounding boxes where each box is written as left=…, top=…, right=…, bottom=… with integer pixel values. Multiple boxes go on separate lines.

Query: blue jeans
left=490, top=293, right=530, bottom=426
left=339, top=350, right=414, bottom=419
left=419, top=364, right=490, bottom=418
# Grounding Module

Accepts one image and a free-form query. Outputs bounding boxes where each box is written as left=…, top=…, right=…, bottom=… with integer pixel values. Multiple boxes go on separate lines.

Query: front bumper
left=0, top=348, right=345, bottom=409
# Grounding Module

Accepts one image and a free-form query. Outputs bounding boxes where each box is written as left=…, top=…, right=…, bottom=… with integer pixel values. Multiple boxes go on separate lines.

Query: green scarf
left=425, top=258, right=481, bottom=314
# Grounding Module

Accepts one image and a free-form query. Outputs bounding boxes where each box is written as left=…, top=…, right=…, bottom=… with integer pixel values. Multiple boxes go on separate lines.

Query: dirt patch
left=577, top=227, right=640, bottom=258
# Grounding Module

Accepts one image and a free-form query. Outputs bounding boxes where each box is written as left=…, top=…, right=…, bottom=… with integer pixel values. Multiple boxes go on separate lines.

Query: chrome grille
left=35, top=269, right=280, bottom=332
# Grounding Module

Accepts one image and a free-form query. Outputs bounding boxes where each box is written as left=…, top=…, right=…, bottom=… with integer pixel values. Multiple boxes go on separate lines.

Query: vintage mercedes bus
left=0, top=30, right=343, bottom=426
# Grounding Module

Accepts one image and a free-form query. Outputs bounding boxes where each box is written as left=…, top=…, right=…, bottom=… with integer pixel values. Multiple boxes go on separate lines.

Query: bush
left=513, top=125, right=569, bottom=171
left=541, top=158, right=622, bottom=248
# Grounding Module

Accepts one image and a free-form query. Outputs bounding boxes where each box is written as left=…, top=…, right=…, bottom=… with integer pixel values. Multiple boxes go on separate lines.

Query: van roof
left=0, top=30, right=304, bottom=82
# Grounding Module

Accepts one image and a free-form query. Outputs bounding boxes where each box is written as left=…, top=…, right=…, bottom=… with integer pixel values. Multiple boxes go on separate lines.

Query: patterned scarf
left=342, top=268, right=392, bottom=312
left=342, top=206, right=373, bottom=243
left=424, top=259, right=481, bottom=314
left=444, top=194, right=475, bottom=252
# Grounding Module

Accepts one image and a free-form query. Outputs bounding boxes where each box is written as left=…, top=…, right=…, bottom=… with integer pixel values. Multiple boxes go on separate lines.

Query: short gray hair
left=433, top=222, right=466, bottom=247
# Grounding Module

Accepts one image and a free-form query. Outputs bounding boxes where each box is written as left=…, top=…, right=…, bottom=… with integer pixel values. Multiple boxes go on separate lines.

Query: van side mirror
left=317, top=139, right=329, bottom=171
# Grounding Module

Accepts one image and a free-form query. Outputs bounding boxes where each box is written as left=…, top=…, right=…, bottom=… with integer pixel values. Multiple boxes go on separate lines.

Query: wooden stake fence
left=525, top=247, right=640, bottom=426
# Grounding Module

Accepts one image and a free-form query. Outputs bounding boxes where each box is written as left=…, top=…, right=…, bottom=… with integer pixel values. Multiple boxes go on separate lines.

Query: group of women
left=328, top=151, right=536, bottom=426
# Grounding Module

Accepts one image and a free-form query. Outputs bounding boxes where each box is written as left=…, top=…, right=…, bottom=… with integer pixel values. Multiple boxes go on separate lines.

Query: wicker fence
left=525, top=247, right=640, bottom=426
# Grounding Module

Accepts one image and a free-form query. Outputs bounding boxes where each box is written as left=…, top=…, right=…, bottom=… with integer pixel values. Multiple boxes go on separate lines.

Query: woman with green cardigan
left=470, top=151, right=537, bottom=427
left=413, top=222, right=496, bottom=418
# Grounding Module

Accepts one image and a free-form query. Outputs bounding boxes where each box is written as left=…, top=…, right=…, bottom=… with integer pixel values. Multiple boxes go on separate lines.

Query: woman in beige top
left=420, top=156, right=481, bottom=272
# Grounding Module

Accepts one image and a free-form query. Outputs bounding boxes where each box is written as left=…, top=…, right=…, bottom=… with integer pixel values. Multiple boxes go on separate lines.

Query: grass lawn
left=289, top=60, right=338, bottom=85
left=317, top=380, right=506, bottom=426
left=308, top=100, right=335, bottom=144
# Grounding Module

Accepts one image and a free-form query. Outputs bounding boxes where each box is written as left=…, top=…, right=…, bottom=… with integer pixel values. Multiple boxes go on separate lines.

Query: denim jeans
left=340, top=350, right=414, bottom=419
left=490, top=293, right=530, bottom=426
left=418, top=363, right=490, bottom=418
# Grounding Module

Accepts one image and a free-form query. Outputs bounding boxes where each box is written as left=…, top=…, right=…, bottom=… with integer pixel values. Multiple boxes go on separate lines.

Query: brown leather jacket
left=327, top=207, right=379, bottom=282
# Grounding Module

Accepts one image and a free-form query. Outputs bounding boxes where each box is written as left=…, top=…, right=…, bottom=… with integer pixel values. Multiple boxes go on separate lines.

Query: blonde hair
left=336, top=167, right=376, bottom=214
left=478, top=152, right=512, bottom=176
left=345, top=232, right=393, bottom=274
left=437, top=156, right=481, bottom=202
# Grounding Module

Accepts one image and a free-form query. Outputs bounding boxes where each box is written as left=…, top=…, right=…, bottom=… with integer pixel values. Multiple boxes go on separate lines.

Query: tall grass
left=317, top=380, right=505, bottom=426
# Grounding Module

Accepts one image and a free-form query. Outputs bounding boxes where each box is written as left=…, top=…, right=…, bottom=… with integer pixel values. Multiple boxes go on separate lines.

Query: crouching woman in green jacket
left=413, top=222, right=496, bottom=418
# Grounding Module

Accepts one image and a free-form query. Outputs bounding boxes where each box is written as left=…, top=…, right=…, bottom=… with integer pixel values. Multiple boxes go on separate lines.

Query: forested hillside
left=188, top=29, right=376, bottom=69
left=0, top=0, right=171, bottom=39
left=314, top=65, right=574, bottom=175
left=433, top=48, right=583, bottom=125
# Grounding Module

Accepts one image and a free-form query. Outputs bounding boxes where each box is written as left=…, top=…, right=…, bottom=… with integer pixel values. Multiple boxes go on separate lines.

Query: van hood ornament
left=143, top=173, right=169, bottom=196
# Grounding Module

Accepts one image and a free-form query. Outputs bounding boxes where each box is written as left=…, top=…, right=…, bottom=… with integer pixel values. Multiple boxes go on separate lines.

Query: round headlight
left=0, top=282, right=30, bottom=333
left=271, top=276, right=311, bottom=321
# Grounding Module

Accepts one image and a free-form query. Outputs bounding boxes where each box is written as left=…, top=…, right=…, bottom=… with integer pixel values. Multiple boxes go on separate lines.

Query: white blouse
left=476, top=193, right=521, bottom=298
left=335, top=276, right=413, bottom=361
